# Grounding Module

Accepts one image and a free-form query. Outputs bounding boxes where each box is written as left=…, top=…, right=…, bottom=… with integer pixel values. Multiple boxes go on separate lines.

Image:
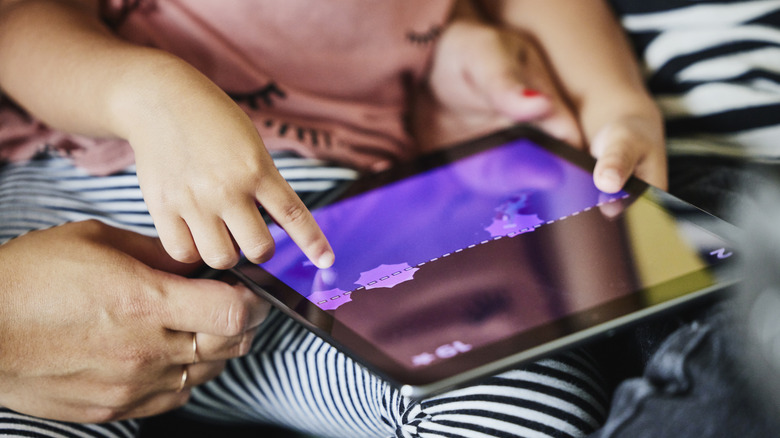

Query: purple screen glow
left=256, top=139, right=638, bottom=369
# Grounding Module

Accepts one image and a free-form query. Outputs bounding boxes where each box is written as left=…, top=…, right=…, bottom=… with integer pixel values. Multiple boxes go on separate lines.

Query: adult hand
left=0, top=220, right=270, bottom=423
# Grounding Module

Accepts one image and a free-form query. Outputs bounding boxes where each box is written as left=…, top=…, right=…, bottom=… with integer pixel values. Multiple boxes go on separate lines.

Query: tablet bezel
left=223, top=125, right=740, bottom=398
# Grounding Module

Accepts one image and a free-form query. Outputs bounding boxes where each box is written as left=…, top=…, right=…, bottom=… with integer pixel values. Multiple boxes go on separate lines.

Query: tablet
left=223, top=125, right=740, bottom=398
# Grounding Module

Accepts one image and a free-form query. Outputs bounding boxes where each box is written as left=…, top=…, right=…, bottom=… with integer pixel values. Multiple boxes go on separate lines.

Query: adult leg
left=0, top=408, right=139, bottom=438
left=0, top=157, right=149, bottom=437
left=0, top=153, right=610, bottom=438
left=184, top=309, right=609, bottom=438
left=0, top=152, right=355, bottom=437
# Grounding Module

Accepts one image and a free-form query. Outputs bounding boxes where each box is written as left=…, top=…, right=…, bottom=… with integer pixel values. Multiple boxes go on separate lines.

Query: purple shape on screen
left=356, top=263, right=419, bottom=290
left=485, top=213, right=543, bottom=238
left=308, top=288, right=352, bottom=310
left=259, top=139, right=621, bottom=301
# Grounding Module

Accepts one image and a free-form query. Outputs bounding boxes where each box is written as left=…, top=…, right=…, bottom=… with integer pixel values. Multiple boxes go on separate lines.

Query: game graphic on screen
left=263, top=140, right=627, bottom=307
left=252, top=137, right=733, bottom=373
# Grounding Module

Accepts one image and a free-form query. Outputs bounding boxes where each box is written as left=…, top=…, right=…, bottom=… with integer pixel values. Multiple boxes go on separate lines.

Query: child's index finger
left=255, top=174, right=334, bottom=270
left=315, top=249, right=335, bottom=270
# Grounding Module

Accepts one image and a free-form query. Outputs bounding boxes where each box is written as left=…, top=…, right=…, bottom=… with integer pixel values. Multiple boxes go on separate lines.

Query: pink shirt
left=0, top=0, right=454, bottom=174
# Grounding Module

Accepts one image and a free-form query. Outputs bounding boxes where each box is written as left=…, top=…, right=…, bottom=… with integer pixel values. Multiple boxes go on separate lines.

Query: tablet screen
left=230, top=127, right=738, bottom=395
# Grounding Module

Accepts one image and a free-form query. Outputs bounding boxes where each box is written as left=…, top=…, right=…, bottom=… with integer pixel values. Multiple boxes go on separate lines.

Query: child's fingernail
left=316, top=252, right=335, bottom=269
left=599, top=169, right=623, bottom=193
left=521, top=88, right=543, bottom=98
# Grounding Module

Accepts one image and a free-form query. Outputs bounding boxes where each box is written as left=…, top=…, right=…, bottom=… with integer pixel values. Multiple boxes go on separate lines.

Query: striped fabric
left=610, top=0, right=780, bottom=160
left=186, top=310, right=607, bottom=438
left=0, top=410, right=139, bottom=438
left=0, top=151, right=357, bottom=244
left=0, top=153, right=608, bottom=438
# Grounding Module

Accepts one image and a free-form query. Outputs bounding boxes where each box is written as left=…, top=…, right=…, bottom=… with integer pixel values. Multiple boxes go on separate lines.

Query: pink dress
left=0, top=0, right=454, bottom=174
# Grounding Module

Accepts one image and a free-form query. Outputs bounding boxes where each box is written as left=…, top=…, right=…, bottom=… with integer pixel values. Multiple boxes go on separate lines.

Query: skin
left=0, top=0, right=334, bottom=271
left=417, top=0, right=667, bottom=194
left=0, top=220, right=270, bottom=422
left=0, top=0, right=664, bottom=268
left=0, top=0, right=666, bottom=423
left=412, top=18, right=582, bottom=150
left=479, top=0, right=667, bottom=193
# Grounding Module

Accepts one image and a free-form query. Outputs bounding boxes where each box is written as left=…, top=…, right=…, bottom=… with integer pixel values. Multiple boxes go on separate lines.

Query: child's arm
left=479, top=0, right=667, bottom=193
left=0, top=0, right=333, bottom=269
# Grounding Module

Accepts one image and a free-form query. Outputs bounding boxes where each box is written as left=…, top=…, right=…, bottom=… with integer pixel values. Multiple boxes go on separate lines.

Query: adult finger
left=163, top=361, right=226, bottom=393
left=156, top=274, right=269, bottom=338
left=168, top=324, right=263, bottom=365
left=85, top=361, right=225, bottom=422
left=256, top=168, right=334, bottom=269
left=193, top=324, right=263, bottom=363
left=98, top=229, right=270, bottom=359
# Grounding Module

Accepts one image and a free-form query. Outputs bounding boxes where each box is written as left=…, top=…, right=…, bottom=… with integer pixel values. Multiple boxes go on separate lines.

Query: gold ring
left=191, top=333, right=198, bottom=364
left=176, top=366, right=189, bottom=393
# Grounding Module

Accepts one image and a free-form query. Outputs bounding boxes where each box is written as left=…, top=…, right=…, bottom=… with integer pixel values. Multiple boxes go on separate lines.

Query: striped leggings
left=0, top=154, right=608, bottom=438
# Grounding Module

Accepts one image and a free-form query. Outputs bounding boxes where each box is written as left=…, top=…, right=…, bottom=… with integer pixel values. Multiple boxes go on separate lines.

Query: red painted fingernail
left=521, top=88, right=543, bottom=98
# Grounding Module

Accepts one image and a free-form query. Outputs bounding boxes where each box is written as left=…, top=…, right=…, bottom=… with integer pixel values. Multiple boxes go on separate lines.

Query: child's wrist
left=105, top=49, right=195, bottom=143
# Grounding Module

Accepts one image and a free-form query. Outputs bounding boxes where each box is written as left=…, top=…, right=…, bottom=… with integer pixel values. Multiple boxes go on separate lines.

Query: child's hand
left=414, top=19, right=667, bottom=194
left=475, top=0, right=667, bottom=193
left=413, top=21, right=581, bottom=154
left=119, top=60, right=334, bottom=270
left=0, top=0, right=333, bottom=270
left=586, top=110, right=667, bottom=194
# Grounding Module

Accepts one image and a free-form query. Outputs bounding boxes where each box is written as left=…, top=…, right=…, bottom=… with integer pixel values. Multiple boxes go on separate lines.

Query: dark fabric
left=590, top=157, right=780, bottom=438
left=590, top=302, right=780, bottom=438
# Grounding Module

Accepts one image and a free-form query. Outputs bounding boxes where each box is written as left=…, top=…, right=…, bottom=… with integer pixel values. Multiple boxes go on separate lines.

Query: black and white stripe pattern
left=610, top=0, right=780, bottom=160
left=0, top=153, right=607, bottom=438
left=0, top=409, right=139, bottom=438
left=0, top=151, right=357, bottom=244
left=185, top=310, right=608, bottom=438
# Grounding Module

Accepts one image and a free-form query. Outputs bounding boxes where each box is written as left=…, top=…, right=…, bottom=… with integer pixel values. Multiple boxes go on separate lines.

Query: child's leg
left=185, top=308, right=609, bottom=438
